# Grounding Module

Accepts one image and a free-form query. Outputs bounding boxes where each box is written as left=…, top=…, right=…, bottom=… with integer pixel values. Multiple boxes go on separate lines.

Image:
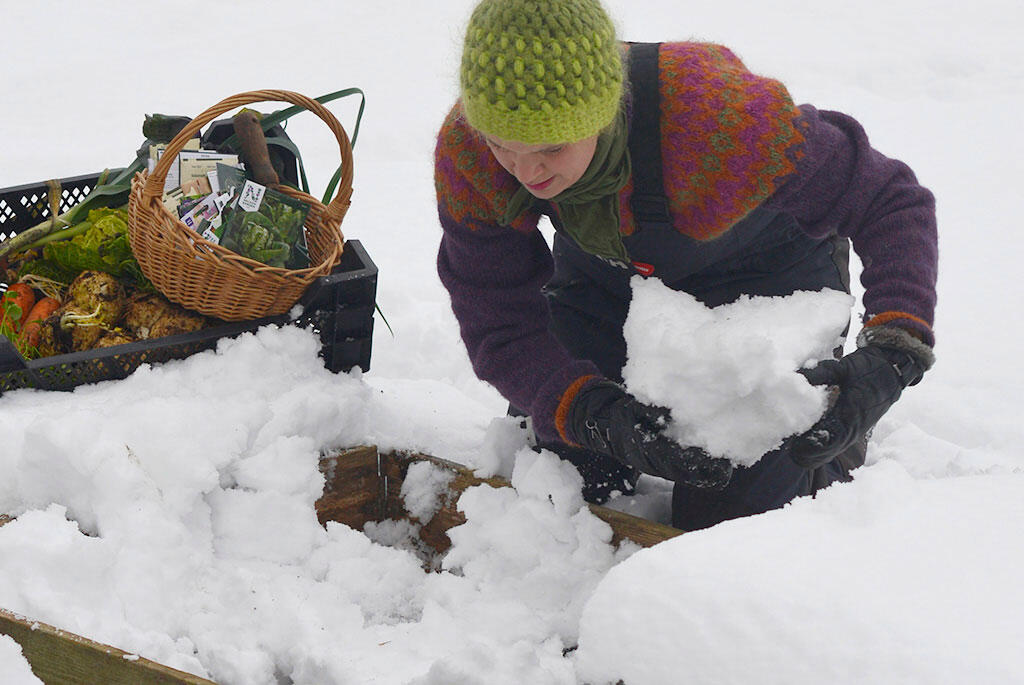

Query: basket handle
left=142, top=89, right=354, bottom=222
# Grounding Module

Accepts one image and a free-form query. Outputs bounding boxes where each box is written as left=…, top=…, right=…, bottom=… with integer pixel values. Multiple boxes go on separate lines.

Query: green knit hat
left=460, top=0, right=623, bottom=144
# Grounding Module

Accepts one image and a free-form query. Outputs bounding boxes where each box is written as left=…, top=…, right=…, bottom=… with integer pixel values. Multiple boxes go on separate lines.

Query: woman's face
left=483, top=134, right=599, bottom=199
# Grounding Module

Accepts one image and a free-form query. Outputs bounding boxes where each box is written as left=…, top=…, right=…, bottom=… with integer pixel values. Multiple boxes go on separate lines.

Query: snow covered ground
left=2, top=1, right=1022, bottom=683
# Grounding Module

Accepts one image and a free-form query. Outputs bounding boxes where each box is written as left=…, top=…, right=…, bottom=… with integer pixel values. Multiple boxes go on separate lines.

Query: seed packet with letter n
left=219, top=180, right=311, bottom=269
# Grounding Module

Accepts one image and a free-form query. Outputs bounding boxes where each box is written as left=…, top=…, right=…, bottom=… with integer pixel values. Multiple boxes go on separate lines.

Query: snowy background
left=2, top=1, right=1023, bottom=683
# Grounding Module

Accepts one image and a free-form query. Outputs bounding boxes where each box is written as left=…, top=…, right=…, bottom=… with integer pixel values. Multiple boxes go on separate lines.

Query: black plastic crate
left=0, top=175, right=376, bottom=396
left=0, top=173, right=106, bottom=243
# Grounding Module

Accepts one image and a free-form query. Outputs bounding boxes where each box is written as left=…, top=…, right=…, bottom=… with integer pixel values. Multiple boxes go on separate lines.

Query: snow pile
left=0, top=635, right=42, bottom=685
left=0, top=326, right=628, bottom=684
left=411, top=450, right=634, bottom=684
left=1, top=281, right=1019, bottom=685
left=575, top=462, right=1024, bottom=684
left=622, top=277, right=853, bottom=463
left=401, top=461, right=457, bottom=522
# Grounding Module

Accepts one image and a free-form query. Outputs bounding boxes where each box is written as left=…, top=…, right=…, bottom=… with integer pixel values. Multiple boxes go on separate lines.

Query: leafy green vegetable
left=45, top=208, right=133, bottom=277
left=251, top=245, right=291, bottom=265
left=17, top=258, right=77, bottom=286
left=218, top=186, right=311, bottom=270
left=17, top=207, right=153, bottom=290
left=240, top=222, right=273, bottom=253
left=73, top=209, right=128, bottom=251
left=1, top=299, right=23, bottom=348
left=220, top=212, right=295, bottom=269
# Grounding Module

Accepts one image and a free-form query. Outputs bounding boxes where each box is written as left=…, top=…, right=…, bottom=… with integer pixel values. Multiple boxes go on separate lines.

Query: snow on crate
left=622, top=277, right=853, bottom=464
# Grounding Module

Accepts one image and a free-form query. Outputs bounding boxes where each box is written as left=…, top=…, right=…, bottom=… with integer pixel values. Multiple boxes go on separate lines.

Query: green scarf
left=501, top=109, right=631, bottom=263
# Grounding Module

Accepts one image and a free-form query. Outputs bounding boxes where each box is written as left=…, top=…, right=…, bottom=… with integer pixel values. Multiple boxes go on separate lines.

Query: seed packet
left=179, top=152, right=238, bottom=190
left=180, top=176, right=211, bottom=199
left=216, top=163, right=247, bottom=196
left=218, top=180, right=310, bottom=269
left=180, top=193, right=221, bottom=236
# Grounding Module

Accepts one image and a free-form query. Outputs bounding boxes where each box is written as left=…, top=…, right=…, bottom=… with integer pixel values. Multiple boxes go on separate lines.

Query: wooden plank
left=0, top=608, right=216, bottom=685
left=380, top=451, right=513, bottom=555
left=380, top=451, right=683, bottom=552
left=586, top=504, right=683, bottom=547
left=316, top=445, right=383, bottom=530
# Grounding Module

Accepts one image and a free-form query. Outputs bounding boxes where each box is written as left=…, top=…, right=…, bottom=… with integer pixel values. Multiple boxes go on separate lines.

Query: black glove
left=567, top=380, right=733, bottom=489
left=789, top=327, right=934, bottom=469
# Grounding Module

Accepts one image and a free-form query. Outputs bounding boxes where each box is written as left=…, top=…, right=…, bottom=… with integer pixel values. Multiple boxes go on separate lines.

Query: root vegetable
left=93, top=330, right=137, bottom=349
left=1, top=283, right=36, bottom=334
left=19, top=297, right=61, bottom=348
left=34, top=314, right=64, bottom=358
left=66, top=270, right=125, bottom=327
left=61, top=306, right=107, bottom=352
left=124, top=293, right=205, bottom=340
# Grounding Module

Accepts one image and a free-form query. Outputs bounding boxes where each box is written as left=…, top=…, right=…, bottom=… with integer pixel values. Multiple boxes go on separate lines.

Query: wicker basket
left=128, top=89, right=353, bottom=321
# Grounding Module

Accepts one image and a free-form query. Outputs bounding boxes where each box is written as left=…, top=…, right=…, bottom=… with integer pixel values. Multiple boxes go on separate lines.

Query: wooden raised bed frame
left=319, top=446, right=683, bottom=552
left=2, top=446, right=682, bottom=683
left=0, top=608, right=216, bottom=685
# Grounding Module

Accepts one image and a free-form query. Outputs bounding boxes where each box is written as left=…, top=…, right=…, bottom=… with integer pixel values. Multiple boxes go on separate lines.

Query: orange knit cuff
left=864, top=311, right=932, bottom=339
left=554, top=374, right=600, bottom=444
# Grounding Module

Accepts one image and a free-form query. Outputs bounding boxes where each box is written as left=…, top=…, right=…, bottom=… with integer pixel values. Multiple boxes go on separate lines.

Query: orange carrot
left=1, top=283, right=35, bottom=334
left=19, top=296, right=60, bottom=348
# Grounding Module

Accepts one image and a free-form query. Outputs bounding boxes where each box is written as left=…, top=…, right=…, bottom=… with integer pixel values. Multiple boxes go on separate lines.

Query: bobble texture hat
left=460, top=0, right=623, bottom=144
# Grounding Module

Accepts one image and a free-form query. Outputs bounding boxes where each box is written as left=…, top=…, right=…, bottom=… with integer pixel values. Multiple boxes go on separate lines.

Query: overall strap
left=627, top=42, right=673, bottom=232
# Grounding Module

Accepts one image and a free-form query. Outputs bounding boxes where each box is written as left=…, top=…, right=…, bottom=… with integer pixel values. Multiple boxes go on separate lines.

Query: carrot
left=19, top=296, right=61, bottom=348
left=1, top=283, right=36, bottom=334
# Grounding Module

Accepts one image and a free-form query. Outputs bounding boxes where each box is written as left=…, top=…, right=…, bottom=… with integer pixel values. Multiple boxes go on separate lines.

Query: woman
left=434, top=0, right=937, bottom=530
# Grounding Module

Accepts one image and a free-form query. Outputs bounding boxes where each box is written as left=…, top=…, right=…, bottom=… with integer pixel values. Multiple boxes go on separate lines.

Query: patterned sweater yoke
left=619, top=42, right=807, bottom=240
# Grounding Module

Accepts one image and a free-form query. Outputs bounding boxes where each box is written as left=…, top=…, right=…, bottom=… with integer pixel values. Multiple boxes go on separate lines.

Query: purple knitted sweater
left=434, top=42, right=938, bottom=445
